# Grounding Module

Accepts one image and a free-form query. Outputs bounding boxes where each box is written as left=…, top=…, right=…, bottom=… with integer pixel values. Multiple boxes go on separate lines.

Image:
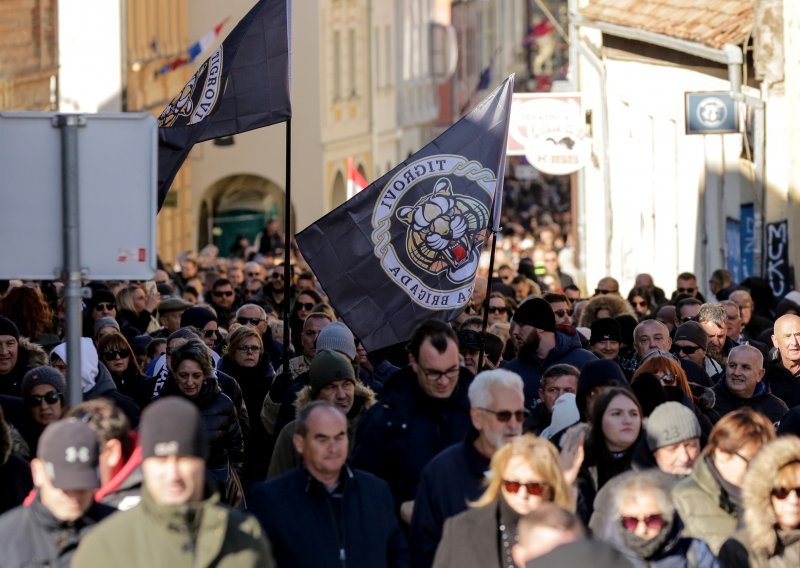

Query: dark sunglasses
left=26, top=391, right=63, bottom=407
left=772, top=486, right=800, bottom=500
left=296, top=302, right=315, bottom=311
left=488, top=306, right=508, bottom=314
left=245, top=288, right=261, bottom=296
left=237, top=317, right=264, bottom=326
left=595, top=289, right=617, bottom=295
left=633, top=301, right=648, bottom=307
left=213, top=290, right=234, bottom=297
left=680, top=315, right=698, bottom=323
left=478, top=407, right=527, bottom=423
left=677, top=287, right=696, bottom=294
left=102, top=348, right=131, bottom=361
left=245, top=271, right=261, bottom=277
left=620, top=514, right=666, bottom=533
left=672, top=344, right=701, bottom=355
left=203, top=329, right=219, bottom=339
left=502, top=480, right=550, bottom=496
left=94, top=302, right=116, bottom=311
left=658, top=373, right=677, bottom=385
left=553, top=308, right=573, bottom=318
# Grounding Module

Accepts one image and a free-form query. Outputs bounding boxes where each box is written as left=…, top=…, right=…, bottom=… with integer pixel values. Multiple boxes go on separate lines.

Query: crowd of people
left=1, top=219, right=800, bottom=567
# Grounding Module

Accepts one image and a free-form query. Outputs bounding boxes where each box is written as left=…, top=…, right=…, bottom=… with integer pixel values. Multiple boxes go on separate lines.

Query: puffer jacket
left=719, top=436, right=800, bottom=567
left=711, top=379, right=788, bottom=424
left=0, top=338, right=48, bottom=397
left=160, top=376, right=244, bottom=474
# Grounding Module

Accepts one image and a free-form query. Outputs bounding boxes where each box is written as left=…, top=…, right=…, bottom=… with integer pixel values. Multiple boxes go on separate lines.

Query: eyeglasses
left=270, top=273, right=283, bottom=279
left=620, top=514, right=666, bottom=533
left=680, top=315, right=698, bottom=323
left=658, top=373, right=677, bottom=385
left=246, top=272, right=261, bottom=277
left=213, top=290, right=234, bottom=298
left=296, top=302, right=315, bottom=311
left=677, top=287, right=696, bottom=294
left=94, top=302, right=116, bottom=311
left=502, top=480, right=551, bottom=496
left=595, top=289, right=617, bottom=295
left=420, top=366, right=459, bottom=382
left=772, top=486, right=800, bottom=500
left=488, top=306, right=508, bottom=314
left=102, top=348, right=131, bottom=361
left=553, top=308, right=573, bottom=318
left=237, top=345, right=261, bottom=353
left=672, top=344, right=701, bottom=355
left=26, top=391, right=63, bottom=407
left=237, top=317, right=265, bottom=326
left=478, top=407, right=527, bottom=423
left=245, top=288, right=261, bottom=296
left=203, top=329, right=219, bottom=339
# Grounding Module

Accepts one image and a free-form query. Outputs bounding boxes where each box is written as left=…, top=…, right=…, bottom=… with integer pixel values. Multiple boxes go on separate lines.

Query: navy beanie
left=0, top=316, right=20, bottom=340
left=180, top=307, right=217, bottom=330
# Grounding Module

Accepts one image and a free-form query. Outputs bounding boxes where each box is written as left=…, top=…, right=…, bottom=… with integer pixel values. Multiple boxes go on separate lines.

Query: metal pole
left=281, top=118, right=292, bottom=373
left=478, top=228, right=500, bottom=371
left=56, top=114, right=85, bottom=408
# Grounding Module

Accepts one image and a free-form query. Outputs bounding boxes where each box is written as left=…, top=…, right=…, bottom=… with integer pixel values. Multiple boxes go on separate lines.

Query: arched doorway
left=331, top=170, right=346, bottom=208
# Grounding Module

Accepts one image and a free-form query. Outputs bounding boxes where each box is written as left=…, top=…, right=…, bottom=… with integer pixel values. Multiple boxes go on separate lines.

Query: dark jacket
left=409, top=429, right=490, bottom=568
left=94, top=438, right=143, bottom=511
left=764, top=356, right=800, bottom=409
left=160, top=376, right=244, bottom=474
left=0, top=496, right=115, bottom=567
left=85, top=363, right=141, bottom=428
left=527, top=538, right=635, bottom=568
left=523, top=400, right=551, bottom=434
left=0, top=410, right=32, bottom=515
left=0, top=338, right=48, bottom=397
left=711, top=379, right=789, bottom=424
left=432, top=499, right=514, bottom=568
left=249, top=466, right=408, bottom=568
left=504, top=330, right=596, bottom=408
left=350, top=365, right=472, bottom=508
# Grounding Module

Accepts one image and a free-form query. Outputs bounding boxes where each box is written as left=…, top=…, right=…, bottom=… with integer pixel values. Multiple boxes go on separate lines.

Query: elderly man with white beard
left=409, top=369, right=526, bottom=568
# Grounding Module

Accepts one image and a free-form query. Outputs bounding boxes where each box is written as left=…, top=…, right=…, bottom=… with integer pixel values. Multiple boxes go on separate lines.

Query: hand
left=145, top=285, right=161, bottom=312
left=268, top=371, right=293, bottom=401
left=559, top=427, right=585, bottom=486
left=400, top=500, right=415, bottom=525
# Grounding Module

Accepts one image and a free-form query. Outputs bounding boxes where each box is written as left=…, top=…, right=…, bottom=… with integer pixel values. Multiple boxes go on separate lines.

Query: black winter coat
left=764, top=357, right=800, bottom=409
left=711, top=379, right=789, bottom=423
left=350, top=365, right=472, bottom=509
left=249, top=467, right=409, bottom=568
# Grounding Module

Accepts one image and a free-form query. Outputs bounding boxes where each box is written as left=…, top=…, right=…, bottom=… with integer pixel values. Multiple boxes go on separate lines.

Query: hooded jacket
left=504, top=330, right=596, bottom=407
left=0, top=337, right=48, bottom=397
left=711, top=379, right=788, bottom=424
left=267, top=380, right=376, bottom=479
left=72, top=482, right=273, bottom=568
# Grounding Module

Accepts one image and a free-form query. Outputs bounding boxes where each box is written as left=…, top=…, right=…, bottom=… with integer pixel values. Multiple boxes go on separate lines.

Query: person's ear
left=292, top=433, right=305, bottom=455
left=104, top=439, right=123, bottom=470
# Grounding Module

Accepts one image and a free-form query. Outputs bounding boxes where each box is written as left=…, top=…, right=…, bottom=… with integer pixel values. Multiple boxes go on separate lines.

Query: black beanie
left=631, top=373, right=668, bottom=417
left=140, top=397, right=208, bottom=460
left=512, top=298, right=556, bottom=332
left=0, top=316, right=20, bottom=340
left=614, top=315, right=638, bottom=346
left=89, top=288, right=116, bottom=309
left=590, top=318, right=621, bottom=345
left=576, top=359, right=629, bottom=420
left=180, top=307, right=217, bottom=330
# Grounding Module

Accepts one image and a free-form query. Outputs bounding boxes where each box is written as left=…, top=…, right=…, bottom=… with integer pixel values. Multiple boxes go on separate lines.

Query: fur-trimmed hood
left=579, top=294, right=637, bottom=328
left=294, top=381, right=377, bottom=420
left=743, top=435, right=800, bottom=555
left=18, top=338, right=48, bottom=370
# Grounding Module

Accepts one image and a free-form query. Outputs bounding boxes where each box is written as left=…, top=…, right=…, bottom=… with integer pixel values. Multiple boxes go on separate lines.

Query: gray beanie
left=93, top=316, right=120, bottom=336
left=673, top=321, right=708, bottom=350
left=645, top=401, right=702, bottom=451
left=316, top=321, right=356, bottom=360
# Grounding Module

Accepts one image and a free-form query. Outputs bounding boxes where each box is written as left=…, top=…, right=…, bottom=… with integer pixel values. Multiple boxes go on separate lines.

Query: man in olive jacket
left=73, top=397, right=273, bottom=568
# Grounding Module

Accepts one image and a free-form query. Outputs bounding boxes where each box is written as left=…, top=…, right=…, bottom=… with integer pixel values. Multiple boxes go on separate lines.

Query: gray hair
left=729, top=343, right=764, bottom=370
left=236, top=303, right=267, bottom=319
left=295, top=400, right=346, bottom=437
left=698, top=303, right=727, bottom=328
left=613, top=471, right=675, bottom=520
left=633, top=319, right=669, bottom=341
left=468, top=369, right=524, bottom=408
left=720, top=300, right=740, bottom=317
left=729, top=290, right=753, bottom=305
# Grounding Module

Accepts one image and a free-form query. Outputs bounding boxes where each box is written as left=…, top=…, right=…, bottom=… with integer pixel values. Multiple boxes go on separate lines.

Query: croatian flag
left=158, top=19, right=228, bottom=75
left=346, top=157, right=368, bottom=199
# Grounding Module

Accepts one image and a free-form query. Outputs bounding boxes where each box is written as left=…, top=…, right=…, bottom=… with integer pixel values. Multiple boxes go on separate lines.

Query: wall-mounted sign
left=685, top=92, right=738, bottom=134
left=507, top=93, right=591, bottom=176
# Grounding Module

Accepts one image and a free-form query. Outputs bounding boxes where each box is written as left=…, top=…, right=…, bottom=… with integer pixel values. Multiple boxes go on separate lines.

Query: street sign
left=685, top=92, right=738, bottom=134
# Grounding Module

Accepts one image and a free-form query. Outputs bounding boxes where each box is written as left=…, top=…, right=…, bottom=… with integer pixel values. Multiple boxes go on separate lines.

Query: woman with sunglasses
left=487, top=293, right=516, bottom=326
left=433, top=434, right=574, bottom=568
left=288, top=289, right=323, bottom=354
left=96, top=332, right=147, bottom=404
left=604, top=471, right=718, bottom=567
left=627, top=287, right=656, bottom=322
left=672, top=408, right=776, bottom=554
left=18, top=367, right=66, bottom=457
left=720, top=436, right=800, bottom=567
left=218, top=326, right=274, bottom=483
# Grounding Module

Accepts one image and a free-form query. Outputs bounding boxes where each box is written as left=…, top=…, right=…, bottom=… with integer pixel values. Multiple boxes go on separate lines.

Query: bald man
left=765, top=314, right=800, bottom=407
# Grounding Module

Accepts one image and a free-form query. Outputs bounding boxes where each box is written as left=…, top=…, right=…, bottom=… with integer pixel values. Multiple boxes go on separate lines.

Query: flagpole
left=478, top=223, right=500, bottom=371
left=281, top=118, right=292, bottom=374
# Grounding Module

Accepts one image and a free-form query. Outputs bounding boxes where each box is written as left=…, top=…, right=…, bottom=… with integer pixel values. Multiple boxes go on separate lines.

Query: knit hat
left=0, top=316, right=20, bottom=340
left=89, top=288, right=116, bottom=309
left=158, top=297, right=193, bottom=315
left=21, top=366, right=67, bottom=398
left=615, top=315, right=638, bottom=346
left=590, top=318, right=621, bottom=345
left=457, top=329, right=482, bottom=351
left=576, top=359, right=628, bottom=420
left=310, top=349, right=356, bottom=397
left=512, top=298, right=556, bottom=332
left=540, top=393, right=580, bottom=441
left=93, top=316, right=120, bottom=336
left=180, top=306, right=216, bottom=330
left=140, top=397, right=208, bottom=460
left=645, top=401, right=702, bottom=451
left=37, top=419, right=100, bottom=490
left=316, top=322, right=356, bottom=360
left=131, top=335, right=152, bottom=356
left=673, top=321, right=708, bottom=350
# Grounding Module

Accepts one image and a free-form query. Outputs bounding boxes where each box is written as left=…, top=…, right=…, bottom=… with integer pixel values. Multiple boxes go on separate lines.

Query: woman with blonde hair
left=433, top=434, right=573, bottom=568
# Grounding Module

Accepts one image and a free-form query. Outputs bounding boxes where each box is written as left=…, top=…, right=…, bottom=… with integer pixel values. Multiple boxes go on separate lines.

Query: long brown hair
left=632, top=356, right=692, bottom=400
left=0, top=286, right=53, bottom=338
left=97, top=332, right=142, bottom=376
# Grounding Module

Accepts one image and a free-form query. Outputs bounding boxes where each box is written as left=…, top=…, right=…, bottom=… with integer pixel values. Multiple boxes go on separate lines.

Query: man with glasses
left=243, top=261, right=266, bottom=283
left=263, top=265, right=294, bottom=318
left=672, top=272, right=706, bottom=303
left=208, top=278, right=240, bottom=327
left=351, top=320, right=472, bottom=526
left=730, top=289, right=773, bottom=340
left=593, top=277, right=621, bottom=297
left=670, top=321, right=717, bottom=385
left=676, top=297, right=702, bottom=324
left=410, top=369, right=525, bottom=567
left=544, top=292, right=573, bottom=326
left=179, top=306, right=220, bottom=351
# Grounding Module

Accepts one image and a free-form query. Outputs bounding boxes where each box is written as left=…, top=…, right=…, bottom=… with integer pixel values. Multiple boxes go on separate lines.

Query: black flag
left=296, top=76, right=514, bottom=352
left=157, top=0, right=291, bottom=209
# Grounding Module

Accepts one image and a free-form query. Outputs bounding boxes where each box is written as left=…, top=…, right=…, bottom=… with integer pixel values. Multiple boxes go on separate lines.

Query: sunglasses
left=620, top=514, right=666, bottom=533
left=488, top=306, right=508, bottom=314
left=677, top=287, right=696, bottom=294
left=502, top=480, right=551, bottom=496
left=26, top=391, right=63, bottom=407
left=213, top=290, right=234, bottom=297
left=102, top=348, right=131, bottom=361
left=658, top=373, right=677, bottom=385
left=633, top=301, right=648, bottom=308
left=245, top=288, right=261, bottom=296
left=237, top=345, right=261, bottom=354
left=553, top=308, right=573, bottom=318
left=672, top=344, right=701, bottom=355
left=478, top=407, right=527, bottom=423
left=772, top=486, right=800, bottom=500
left=245, top=272, right=261, bottom=277
left=680, top=315, right=698, bottom=323
left=595, top=289, right=617, bottom=295
left=203, top=329, right=219, bottom=339
left=94, top=302, right=116, bottom=311
left=237, top=317, right=264, bottom=326
left=296, top=302, right=315, bottom=311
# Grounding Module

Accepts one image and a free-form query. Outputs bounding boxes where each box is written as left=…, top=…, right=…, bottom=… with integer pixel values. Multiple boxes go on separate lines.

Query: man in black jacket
left=249, top=401, right=408, bottom=567
left=764, top=314, right=800, bottom=408
left=0, top=418, right=115, bottom=566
